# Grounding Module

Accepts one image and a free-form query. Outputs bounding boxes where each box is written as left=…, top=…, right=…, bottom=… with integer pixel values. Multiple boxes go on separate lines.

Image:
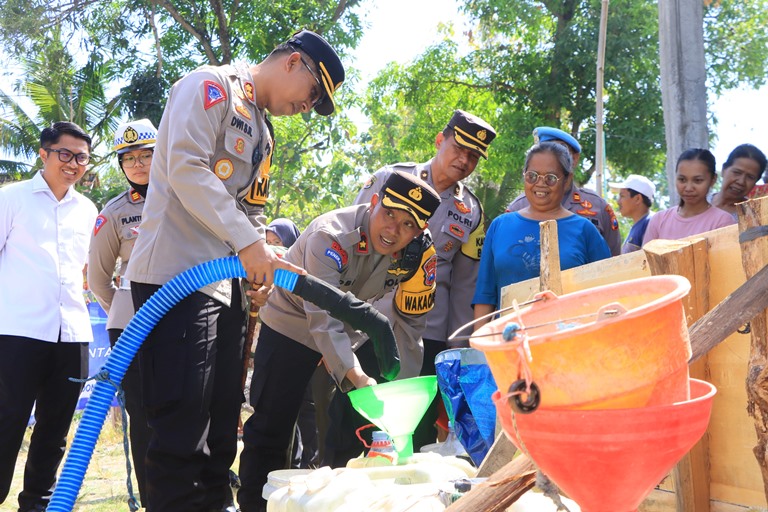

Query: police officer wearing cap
left=87, top=118, right=157, bottom=506
left=124, top=29, right=345, bottom=512
left=237, top=171, right=440, bottom=511
left=354, top=109, right=496, bottom=452
left=507, top=127, right=622, bottom=256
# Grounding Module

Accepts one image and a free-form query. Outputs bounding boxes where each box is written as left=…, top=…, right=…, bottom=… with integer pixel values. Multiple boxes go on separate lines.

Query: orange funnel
left=494, top=378, right=716, bottom=512
left=472, top=275, right=692, bottom=410
left=348, top=376, right=438, bottom=460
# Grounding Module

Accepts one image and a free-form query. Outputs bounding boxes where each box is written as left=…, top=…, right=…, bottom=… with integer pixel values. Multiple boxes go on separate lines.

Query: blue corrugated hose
left=48, top=257, right=291, bottom=512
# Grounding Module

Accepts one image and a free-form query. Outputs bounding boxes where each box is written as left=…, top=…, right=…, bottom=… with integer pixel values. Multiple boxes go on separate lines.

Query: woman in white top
left=643, top=148, right=735, bottom=245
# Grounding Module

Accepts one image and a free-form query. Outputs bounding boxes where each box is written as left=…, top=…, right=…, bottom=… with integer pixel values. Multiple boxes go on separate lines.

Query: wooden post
left=539, top=220, right=562, bottom=294
left=643, top=238, right=711, bottom=512
left=737, top=196, right=768, bottom=499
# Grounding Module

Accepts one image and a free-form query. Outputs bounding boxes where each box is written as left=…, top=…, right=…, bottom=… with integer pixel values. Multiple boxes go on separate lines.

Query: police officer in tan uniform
left=506, top=126, right=622, bottom=256
left=354, top=110, right=496, bottom=451
left=125, top=30, right=345, bottom=512
left=87, top=119, right=157, bottom=506
left=237, top=171, right=440, bottom=512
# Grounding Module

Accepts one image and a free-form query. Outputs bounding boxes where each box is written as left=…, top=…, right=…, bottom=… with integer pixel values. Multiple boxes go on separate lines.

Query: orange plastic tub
left=471, top=275, right=692, bottom=410
left=493, top=379, right=716, bottom=512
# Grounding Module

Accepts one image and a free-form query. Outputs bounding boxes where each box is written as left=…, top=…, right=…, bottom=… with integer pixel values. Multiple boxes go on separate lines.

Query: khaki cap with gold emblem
left=380, top=171, right=440, bottom=229
left=447, top=109, right=497, bottom=159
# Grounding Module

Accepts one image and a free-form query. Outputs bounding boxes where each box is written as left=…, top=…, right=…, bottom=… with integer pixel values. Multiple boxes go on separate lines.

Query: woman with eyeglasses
left=472, top=142, right=610, bottom=329
left=86, top=118, right=157, bottom=508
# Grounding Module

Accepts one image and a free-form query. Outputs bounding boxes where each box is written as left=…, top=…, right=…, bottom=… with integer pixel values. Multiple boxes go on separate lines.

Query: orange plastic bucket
left=471, top=276, right=692, bottom=410
left=493, top=379, right=716, bottom=512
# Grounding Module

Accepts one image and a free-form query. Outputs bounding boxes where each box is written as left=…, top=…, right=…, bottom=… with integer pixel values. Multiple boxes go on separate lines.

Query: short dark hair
left=524, top=141, right=573, bottom=176
left=40, top=121, right=92, bottom=151
left=628, top=188, right=652, bottom=208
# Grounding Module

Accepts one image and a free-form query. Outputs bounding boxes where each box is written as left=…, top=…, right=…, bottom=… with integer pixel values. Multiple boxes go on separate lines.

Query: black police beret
left=287, top=30, right=345, bottom=116
left=446, top=110, right=497, bottom=159
left=380, top=171, right=440, bottom=229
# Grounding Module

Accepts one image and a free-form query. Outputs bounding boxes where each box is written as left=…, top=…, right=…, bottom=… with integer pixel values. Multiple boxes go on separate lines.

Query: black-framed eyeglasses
left=121, top=151, right=154, bottom=169
left=524, top=170, right=561, bottom=186
left=44, top=147, right=91, bottom=166
left=290, top=47, right=323, bottom=107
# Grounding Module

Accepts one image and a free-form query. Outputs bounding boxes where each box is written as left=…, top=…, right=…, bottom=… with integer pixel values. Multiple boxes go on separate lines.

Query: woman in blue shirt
left=472, top=142, right=610, bottom=328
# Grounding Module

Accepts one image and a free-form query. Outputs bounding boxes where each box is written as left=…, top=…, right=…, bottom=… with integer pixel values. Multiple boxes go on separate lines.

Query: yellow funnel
left=348, top=376, right=438, bottom=460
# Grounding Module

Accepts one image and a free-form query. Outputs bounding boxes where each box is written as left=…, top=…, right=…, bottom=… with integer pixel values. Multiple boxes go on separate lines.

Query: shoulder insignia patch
left=331, top=241, right=348, bottom=266
left=422, top=253, right=437, bottom=286
left=356, top=232, right=369, bottom=254
left=203, top=80, right=227, bottom=110
left=454, top=200, right=470, bottom=214
left=243, top=81, right=255, bottom=103
left=420, top=169, right=429, bottom=181
left=214, top=158, right=234, bottom=180
left=235, top=104, right=252, bottom=120
left=325, top=249, right=342, bottom=271
left=607, top=204, right=619, bottom=230
left=93, top=215, right=107, bottom=236
left=363, top=175, right=377, bottom=189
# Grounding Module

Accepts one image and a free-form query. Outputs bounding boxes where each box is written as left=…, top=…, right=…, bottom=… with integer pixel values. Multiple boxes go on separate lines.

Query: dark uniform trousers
left=238, top=323, right=322, bottom=512
left=107, top=328, right=150, bottom=506
left=0, top=335, right=88, bottom=511
left=131, top=281, right=245, bottom=512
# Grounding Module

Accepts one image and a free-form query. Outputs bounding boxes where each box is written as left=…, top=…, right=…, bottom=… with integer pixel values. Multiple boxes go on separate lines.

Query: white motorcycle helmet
left=113, top=119, right=157, bottom=155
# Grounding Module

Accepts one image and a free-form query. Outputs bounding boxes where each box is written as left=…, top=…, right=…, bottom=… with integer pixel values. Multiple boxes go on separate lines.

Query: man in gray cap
left=237, top=171, right=440, bottom=511
left=349, top=109, right=496, bottom=453
left=506, top=126, right=622, bottom=256
left=125, top=29, right=345, bottom=512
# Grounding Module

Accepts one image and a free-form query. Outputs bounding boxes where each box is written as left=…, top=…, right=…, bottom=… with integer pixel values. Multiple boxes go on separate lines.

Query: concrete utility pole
left=658, top=0, right=709, bottom=206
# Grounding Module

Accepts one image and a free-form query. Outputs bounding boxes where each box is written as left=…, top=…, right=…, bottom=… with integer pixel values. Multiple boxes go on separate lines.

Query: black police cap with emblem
left=286, top=30, right=345, bottom=117
left=380, top=171, right=440, bottom=230
left=446, top=109, right=497, bottom=159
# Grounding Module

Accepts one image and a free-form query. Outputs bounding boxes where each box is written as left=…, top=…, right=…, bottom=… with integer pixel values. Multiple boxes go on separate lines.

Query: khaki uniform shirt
left=259, top=204, right=437, bottom=391
left=87, top=188, right=144, bottom=330
left=126, top=63, right=273, bottom=305
left=507, top=185, right=621, bottom=256
left=355, top=161, right=484, bottom=342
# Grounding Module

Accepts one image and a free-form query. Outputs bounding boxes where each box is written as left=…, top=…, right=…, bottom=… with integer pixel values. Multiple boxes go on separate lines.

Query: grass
left=2, top=410, right=146, bottom=512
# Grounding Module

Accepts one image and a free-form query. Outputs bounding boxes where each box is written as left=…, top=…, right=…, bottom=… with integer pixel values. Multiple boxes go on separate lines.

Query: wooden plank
left=643, top=238, right=711, bottom=512
left=737, top=195, right=768, bottom=500
left=445, top=454, right=536, bottom=512
left=539, top=220, right=562, bottom=294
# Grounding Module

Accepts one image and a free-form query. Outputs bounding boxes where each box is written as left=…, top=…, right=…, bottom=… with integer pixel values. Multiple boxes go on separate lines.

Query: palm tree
left=0, top=31, right=123, bottom=185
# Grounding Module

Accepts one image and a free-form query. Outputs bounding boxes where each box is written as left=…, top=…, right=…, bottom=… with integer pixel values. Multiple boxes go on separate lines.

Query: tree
left=0, top=31, right=122, bottom=183
left=0, top=0, right=370, bottom=223
left=360, top=0, right=768, bottom=222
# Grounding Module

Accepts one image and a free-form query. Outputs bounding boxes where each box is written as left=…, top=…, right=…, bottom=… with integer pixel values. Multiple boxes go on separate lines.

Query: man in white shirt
left=0, top=121, right=98, bottom=512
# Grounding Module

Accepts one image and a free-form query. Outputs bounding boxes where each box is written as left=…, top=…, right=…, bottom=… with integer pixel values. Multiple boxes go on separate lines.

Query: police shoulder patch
left=93, top=215, right=107, bottom=236
left=214, top=158, right=234, bottom=180
left=203, top=80, right=227, bottom=110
